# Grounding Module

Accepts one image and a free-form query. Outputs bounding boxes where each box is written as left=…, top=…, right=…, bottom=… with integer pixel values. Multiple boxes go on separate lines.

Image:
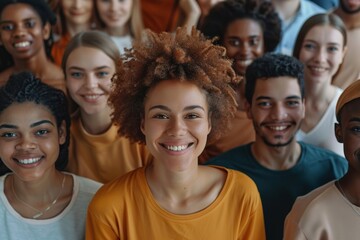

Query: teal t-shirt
left=205, top=142, right=347, bottom=240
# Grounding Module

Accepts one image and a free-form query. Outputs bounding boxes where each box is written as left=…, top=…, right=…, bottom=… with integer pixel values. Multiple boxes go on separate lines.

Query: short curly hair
left=245, top=53, right=305, bottom=104
left=200, top=0, right=281, bottom=52
left=109, top=27, right=238, bottom=145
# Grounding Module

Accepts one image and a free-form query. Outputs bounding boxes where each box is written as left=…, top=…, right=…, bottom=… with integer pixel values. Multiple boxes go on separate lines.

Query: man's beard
left=262, top=136, right=294, bottom=148
left=340, top=0, right=360, bottom=14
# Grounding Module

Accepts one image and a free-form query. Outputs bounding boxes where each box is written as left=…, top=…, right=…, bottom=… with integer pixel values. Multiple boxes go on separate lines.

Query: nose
left=13, top=24, right=26, bottom=38
left=167, top=117, right=186, bottom=137
left=238, top=42, right=251, bottom=56
left=314, top=47, right=327, bottom=63
left=84, top=74, right=98, bottom=89
left=73, top=0, right=81, bottom=8
left=270, top=103, right=288, bottom=120
left=15, top=135, right=37, bottom=150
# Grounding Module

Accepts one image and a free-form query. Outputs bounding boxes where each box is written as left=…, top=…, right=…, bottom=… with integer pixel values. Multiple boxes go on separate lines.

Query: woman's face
left=0, top=3, right=50, bottom=61
left=0, top=102, right=65, bottom=182
left=61, top=0, right=93, bottom=27
left=299, top=24, right=346, bottom=85
left=96, top=0, right=133, bottom=30
left=141, top=80, right=211, bottom=172
left=223, top=18, right=264, bottom=76
left=65, top=46, right=115, bottom=116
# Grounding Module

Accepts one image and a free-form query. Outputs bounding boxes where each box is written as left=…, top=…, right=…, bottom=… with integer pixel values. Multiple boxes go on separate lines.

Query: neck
left=305, top=80, right=335, bottom=103
left=271, top=0, right=300, bottom=21
left=13, top=51, right=50, bottom=77
left=9, top=169, right=62, bottom=204
left=105, top=25, right=130, bottom=37
left=334, top=8, right=360, bottom=29
left=66, top=22, right=91, bottom=37
left=251, top=140, right=301, bottom=170
left=338, top=172, right=360, bottom=206
left=80, top=109, right=112, bottom=135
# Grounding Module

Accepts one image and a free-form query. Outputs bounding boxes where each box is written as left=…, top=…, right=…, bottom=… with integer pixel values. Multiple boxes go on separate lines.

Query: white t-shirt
left=0, top=173, right=102, bottom=240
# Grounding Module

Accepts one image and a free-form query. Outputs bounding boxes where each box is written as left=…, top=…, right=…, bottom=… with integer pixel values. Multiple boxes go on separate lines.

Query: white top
left=284, top=181, right=360, bottom=240
left=0, top=173, right=102, bottom=240
left=110, top=35, right=133, bottom=55
left=296, top=87, right=344, bottom=156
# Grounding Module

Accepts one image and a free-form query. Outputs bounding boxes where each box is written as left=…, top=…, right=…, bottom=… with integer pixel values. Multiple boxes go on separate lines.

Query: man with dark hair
left=332, top=0, right=360, bottom=89
left=206, top=53, right=348, bottom=240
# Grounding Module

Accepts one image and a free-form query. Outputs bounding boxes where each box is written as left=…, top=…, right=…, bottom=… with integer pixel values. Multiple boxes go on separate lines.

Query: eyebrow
left=304, top=39, right=341, bottom=46
left=0, top=120, right=54, bottom=129
left=68, top=66, right=111, bottom=71
left=349, top=117, right=360, bottom=122
left=148, top=105, right=206, bottom=112
left=255, top=95, right=302, bottom=101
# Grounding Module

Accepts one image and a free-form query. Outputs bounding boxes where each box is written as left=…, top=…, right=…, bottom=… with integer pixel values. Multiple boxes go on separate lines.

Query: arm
left=178, top=0, right=201, bottom=33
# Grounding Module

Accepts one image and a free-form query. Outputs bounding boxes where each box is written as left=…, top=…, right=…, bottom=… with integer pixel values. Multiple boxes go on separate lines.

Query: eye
left=303, top=43, right=316, bottom=51
left=69, top=71, right=83, bottom=78
left=257, top=101, right=271, bottom=108
left=152, top=113, right=169, bottom=119
left=351, top=126, right=360, bottom=133
left=0, top=23, right=14, bottom=31
left=96, top=71, right=110, bottom=78
left=227, top=38, right=241, bottom=47
left=249, top=37, right=260, bottom=47
left=327, top=46, right=339, bottom=53
left=0, top=132, right=17, bottom=138
left=286, top=100, right=300, bottom=107
left=185, top=113, right=200, bottom=119
left=24, top=19, right=36, bottom=28
left=35, top=129, right=49, bottom=136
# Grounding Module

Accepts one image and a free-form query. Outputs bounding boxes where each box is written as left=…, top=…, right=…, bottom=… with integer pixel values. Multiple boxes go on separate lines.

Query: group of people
left=0, top=0, right=360, bottom=239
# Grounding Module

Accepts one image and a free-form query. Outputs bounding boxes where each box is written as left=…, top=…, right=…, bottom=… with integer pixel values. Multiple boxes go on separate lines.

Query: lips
left=13, top=41, right=31, bottom=49
left=161, top=143, right=193, bottom=152
left=14, top=157, right=42, bottom=165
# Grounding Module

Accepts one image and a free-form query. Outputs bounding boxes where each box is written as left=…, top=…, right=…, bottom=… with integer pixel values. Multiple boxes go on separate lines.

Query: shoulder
left=206, top=144, right=250, bottom=166
left=0, top=68, right=13, bottom=85
left=88, top=168, right=144, bottom=209
left=300, top=142, right=346, bottom=162
left=73, top=174, right=103, bottom=194
left=301, top=0, right=326, bottom=12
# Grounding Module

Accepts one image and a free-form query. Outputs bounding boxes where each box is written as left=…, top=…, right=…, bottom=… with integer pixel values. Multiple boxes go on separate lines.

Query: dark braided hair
left=0, top=71, right=70, bottom=175
left=200, top=0, right=281, bottom=52
left=0, top=0, right=57, bottom=72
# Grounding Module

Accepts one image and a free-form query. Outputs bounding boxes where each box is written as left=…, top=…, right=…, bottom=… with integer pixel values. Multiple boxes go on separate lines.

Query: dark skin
left=335, top=98, right=360, bottom=206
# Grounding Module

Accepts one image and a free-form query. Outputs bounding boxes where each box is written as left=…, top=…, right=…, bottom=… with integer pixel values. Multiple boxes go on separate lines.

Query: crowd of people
left=0, top=0, right=359, bottom=239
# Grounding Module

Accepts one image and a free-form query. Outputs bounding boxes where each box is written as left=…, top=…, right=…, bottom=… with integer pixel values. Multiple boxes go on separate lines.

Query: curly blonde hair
left=109, top=27, right=238, bottom=144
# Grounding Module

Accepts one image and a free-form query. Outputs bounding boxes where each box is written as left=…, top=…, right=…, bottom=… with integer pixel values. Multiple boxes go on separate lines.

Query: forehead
left=253, top=76, right=302, bottom=99
left=225, top=18, right=263, bottom=37
left=66, top=46, right=115, bottom=69
left=304, top=25, right=344, bottom=45
left=0, top=102, right=55, bottom=125
left=340, top=98, right=360, bottom=122
left=0, top=3, right=40, bottom=21
left=144, top=80, right=208, bottom=109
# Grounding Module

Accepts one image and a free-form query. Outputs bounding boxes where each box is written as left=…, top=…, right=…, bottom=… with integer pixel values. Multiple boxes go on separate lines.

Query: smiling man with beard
left=206, top=53, right=348, bottom=240
left=332, top=0, right=360, bottom=89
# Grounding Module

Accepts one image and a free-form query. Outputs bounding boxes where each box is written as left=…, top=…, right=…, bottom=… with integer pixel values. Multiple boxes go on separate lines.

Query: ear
left=341, top=46, right=348, bottom=64
left=335, top=123, right=343, bottom=143
left=245, top=100, right=252, bottom=119
left=207, top=112, right=212, bottom=135
left=42, top=22, right=51, bottom=40
left=58, top=120, right=66, bottom=145
left=140, top=118, right=145, bottom=135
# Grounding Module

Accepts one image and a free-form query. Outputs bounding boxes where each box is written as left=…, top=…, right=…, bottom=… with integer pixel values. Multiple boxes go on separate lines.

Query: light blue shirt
left=275, top=0, right=326, bottom=55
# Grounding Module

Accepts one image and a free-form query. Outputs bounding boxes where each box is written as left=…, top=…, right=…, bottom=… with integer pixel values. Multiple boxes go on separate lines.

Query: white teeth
left=270, top=126, right=287, bottom=131
left=311, top=67, right=326, bottom=72
left=84, top=95, right=99, bottom=100
left=236, top=59, right=252, bottom=67
left=17, top=157, right=41, bottom=165
left=14, top=42, right=30, bottom=48
left=166, top=145, right=188, bottom=151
